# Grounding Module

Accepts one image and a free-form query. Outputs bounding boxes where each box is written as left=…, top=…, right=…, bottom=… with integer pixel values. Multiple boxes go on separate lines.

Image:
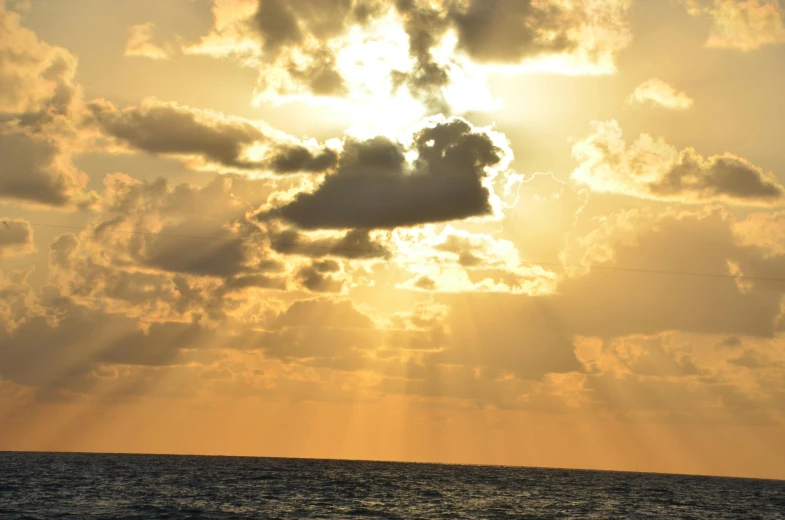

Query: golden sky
left=2, top=0, right=785, bottom=480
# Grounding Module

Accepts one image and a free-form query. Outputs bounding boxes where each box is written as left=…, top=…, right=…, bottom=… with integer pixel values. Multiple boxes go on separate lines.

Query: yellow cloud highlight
left=125, top=23, right=169, bottom=60
left=182, top=0, right=632, bottom=120
left=571, top=120, right=785, bottom=205
left=685, top=0, right=785, bottom=51
left=629, top=78, right=694, bottom=110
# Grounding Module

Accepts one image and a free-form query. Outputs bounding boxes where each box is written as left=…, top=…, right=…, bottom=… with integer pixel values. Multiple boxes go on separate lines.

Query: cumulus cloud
left=260, top=116, right=512, bottom=229
left=0, top=219, right=34, bottom=257
left=0, top=3, right=79, bottom=116
left=295, top=259, right=346, bottom=293
left=87, top=98, right=338, bottom=173
left=0, top=3, right=93, bottom=208
left=0, top=132, right=90, bottom=207
left=125, top=22, right=170, bottom=60
left=571, top=120, right=785, bottom=205
left=629, top=78, right=694, bottom=110
left=684, top=0, right=785, bottom=51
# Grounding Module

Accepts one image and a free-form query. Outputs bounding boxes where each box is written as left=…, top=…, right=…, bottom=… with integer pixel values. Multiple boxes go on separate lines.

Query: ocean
left=0, top=452, right=783, bottom=519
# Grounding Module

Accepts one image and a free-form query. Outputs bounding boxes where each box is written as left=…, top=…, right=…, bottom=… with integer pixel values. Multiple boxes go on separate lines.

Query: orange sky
left=1, top=0, right=785, bottom=480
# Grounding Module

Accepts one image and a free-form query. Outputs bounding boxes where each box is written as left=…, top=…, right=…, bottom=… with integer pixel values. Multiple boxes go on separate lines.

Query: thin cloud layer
left=0, top=132, right=89, bottom=207
left=629, top=78, right=694, bottom=110
left=0, top=219, right=34, bottom=257
left=125, top=22, right=170, bottom=60
left=261, top=117, right=512, bottom=229
left=571, top=120, right=785, bottom=205
left=684, top=0, right=785, bottom=51
left=88, top=99, right=338, bottom=174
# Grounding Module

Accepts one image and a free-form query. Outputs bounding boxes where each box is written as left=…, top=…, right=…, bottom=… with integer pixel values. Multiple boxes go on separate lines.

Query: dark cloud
left=262, top=117, right=505, bottom=229
left=94, top=174, right=282, bottom=281
left=573, top=121, right=785, bottom=205
left=251, top=0, right=377, bottom=53
left=283, top=46, right=347, bottom=97
left=446, top=0, right=574, bottom=63
left=650, top=150, right=785, bottom=202
left=270, top=228, right=391, bottom=259
left=0, top=132, right=85, bottom=207
left=392, top=0, right=451, bottom=111
left=250, top=0, right=382, bottom=97
left=88, top=99, right=337, bottom=173
left=268, top=143, right=339, bottom=173
left=295, top=259, right=345, bottom=293
left=0, top=303, right=214, bottom=396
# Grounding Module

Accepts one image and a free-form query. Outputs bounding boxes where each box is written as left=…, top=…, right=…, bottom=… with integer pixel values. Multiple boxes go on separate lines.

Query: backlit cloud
left=571, top=120, right=785, bottom=205
left=629, top=78, right=694, bottom=110
left=88, top=99, right=338, bottom=174
left=184, top=0, right=632, bottom=114
left=125, top=22, right=170, bottom=60
left=260, top=116, right=514, bottom=229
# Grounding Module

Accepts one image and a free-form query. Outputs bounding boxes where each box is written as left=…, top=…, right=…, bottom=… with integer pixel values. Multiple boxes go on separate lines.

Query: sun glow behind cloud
left=3, top=0, right=785, bottom=480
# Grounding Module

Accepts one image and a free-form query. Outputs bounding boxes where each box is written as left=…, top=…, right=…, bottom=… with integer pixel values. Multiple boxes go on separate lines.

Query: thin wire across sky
left=2, top=219, right=784, bottom=284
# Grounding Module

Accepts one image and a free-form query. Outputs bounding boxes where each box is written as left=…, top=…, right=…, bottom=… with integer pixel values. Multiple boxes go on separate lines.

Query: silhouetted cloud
left=88, top=99, right=338, bottom=173
left=187, top=0, right=631, bottom=109
left=0, top=132, right=88, bottom=207
left=261, top=117, right=509, bottom=229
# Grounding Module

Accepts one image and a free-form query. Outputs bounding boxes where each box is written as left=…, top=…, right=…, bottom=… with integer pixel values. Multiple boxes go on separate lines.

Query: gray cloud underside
left=650, top=150, right=785, bottom=201
left=0, top=132, right=74, bottom=206
left=247, top=0, right=607, bottom=105
left=88, top=100, right=337, bottom=174
left=262, top=118, right=503, bottom=229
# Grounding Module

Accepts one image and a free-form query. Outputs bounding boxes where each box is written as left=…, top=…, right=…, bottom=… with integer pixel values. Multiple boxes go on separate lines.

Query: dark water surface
left=1, top=452, right=784, bottom=519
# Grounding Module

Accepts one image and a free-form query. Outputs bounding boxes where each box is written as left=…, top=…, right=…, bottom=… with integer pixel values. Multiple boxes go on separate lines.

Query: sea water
left=1, top=452, right=784, bottom=519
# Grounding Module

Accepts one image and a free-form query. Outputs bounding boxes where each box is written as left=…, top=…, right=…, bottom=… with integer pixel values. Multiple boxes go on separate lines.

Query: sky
left=1, top=0, right=785, bottom=480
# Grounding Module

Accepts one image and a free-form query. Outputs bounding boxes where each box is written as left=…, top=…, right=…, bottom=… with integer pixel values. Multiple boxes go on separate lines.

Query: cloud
left=269, top=228, right=391, bottom=260
left=0, top=3, right=79, bottom=116
left=87, top=98, right=338, bottom=174
left=430, top=293, right=582, bottom=379
left=0, top=219, right=34, bottom=257
left=261, top=116, right=512, bottom=229
left=125, top=22, right=169, bottom=60
left=186, top=0, right=631, bottom=112
left=734, top=210, right=785, bottom=254
left=684, top=0, right=785, bottom=51
left=295, top=259, right=346, bottom=293
left=0, top=3, right=94, bottom=209
left=571, top=120, right=785, bottom=205
left=549, top=208, right=785, bottom=338
left=0, top=132, right=90, bottom=207
left=629, top=78, right=694, bottom=110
